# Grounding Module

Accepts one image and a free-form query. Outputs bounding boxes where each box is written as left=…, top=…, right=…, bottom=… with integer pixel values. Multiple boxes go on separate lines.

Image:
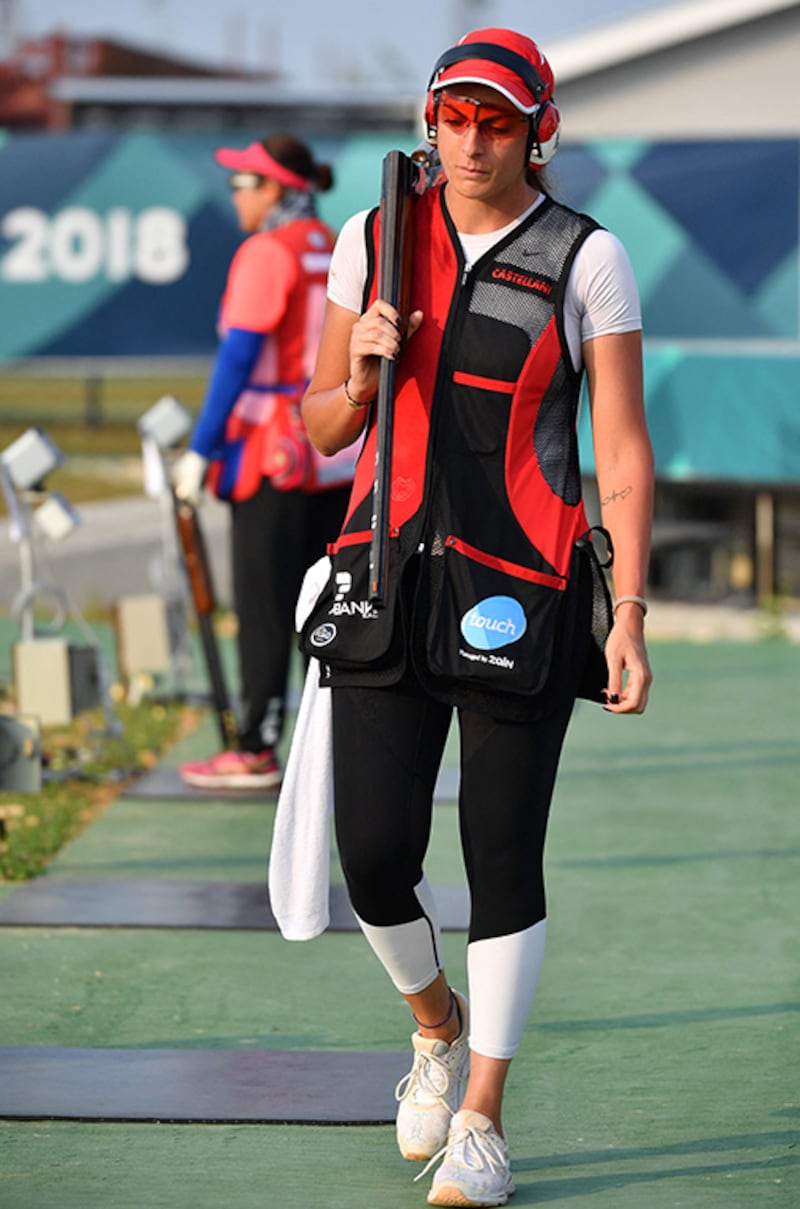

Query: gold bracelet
left=343, top=378, right=373, bottom=410
left=613, top=595, right=648, bottom=617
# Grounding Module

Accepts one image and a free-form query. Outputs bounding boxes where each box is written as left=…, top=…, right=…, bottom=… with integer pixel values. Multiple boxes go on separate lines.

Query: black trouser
left=231, top=478, right=349, bottom=752
left=332, top=671, right=575, bottom=944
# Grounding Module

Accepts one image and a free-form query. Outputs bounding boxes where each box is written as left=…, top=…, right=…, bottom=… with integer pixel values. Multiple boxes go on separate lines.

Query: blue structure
left=0, top=129, right=798, bottom=491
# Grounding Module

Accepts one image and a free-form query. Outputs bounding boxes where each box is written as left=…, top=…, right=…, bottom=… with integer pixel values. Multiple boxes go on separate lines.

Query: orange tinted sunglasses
left=437, top=93, right=529, bottom=140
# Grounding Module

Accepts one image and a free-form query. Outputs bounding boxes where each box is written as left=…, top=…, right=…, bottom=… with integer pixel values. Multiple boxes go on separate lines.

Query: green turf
left=0, top=641, right=798, bottom=1208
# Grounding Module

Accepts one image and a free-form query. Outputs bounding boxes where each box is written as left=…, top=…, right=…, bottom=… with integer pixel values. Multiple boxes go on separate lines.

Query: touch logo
left=460, top=596, right=527, bottom=651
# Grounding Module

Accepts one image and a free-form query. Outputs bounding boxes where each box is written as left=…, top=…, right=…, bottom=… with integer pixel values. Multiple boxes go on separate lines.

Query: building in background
left=0, top=18, right=413, bottom=135
left=0, top=29, right=274, bottom=131
left=550, top=0, right=798, bottom=138
left=548, top=0, right=800, bottom=607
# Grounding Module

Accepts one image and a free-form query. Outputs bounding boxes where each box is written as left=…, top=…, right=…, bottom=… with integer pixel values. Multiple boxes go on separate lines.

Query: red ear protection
left=423, top=40, right=561, bottom=167
left=529, top=99, right=560, bottom=167
left=424, top=91, right=561, bottom=167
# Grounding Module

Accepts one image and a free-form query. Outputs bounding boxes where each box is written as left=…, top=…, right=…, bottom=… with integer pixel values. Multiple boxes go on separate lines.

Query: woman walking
left=301, top=28, right=654, bottom=1206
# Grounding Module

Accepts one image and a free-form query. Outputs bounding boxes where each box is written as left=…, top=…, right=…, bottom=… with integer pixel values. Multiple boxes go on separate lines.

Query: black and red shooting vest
left=302, top=186, right=612, bottom=717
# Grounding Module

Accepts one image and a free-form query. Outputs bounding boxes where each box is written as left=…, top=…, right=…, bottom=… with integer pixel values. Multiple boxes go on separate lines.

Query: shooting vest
left=207, top=217, right=355, bottom=500
left=302, top=187, right=613, bottom=717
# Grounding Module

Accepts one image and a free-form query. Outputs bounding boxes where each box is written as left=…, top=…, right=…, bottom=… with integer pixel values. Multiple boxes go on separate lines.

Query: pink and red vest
left=208, top=216, right=354, bottom=500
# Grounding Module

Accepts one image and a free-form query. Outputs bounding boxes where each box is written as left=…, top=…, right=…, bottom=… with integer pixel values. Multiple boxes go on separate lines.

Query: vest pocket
left=299, top=532, right=404, bottom=671
left=424, top=535, right=567, bottom=697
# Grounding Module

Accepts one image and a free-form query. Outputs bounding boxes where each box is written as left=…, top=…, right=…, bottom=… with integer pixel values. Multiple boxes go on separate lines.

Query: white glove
left=171, top=449, right=208, bottom=506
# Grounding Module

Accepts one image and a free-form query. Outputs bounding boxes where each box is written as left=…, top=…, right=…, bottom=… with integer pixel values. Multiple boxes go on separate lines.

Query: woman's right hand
left=347, top=300, right=423, bottom=403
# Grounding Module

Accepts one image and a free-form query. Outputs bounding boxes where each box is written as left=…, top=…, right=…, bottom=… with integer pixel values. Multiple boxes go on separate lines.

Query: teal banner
left=1, top=131, right=798, bottom=482
left=568, top=137, right=800, bottom=485
left=0, top=129, right=416, bottom=360
left=578, top=349, right=800, bottom=485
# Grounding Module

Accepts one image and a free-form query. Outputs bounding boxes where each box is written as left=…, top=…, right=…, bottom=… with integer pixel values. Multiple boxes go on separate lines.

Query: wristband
left=343, top=378, right=373, bottom=410
left=613, top=595, right=648, bottom=617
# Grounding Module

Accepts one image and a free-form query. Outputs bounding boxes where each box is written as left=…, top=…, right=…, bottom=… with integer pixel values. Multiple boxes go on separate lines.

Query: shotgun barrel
left=369, top=145, right=441, bottom=606
left=173, top=494, right=238, bottom=749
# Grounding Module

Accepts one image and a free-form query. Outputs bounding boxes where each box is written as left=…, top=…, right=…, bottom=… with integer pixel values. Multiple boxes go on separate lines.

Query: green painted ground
left=1, top=641, right=798, bottom=1208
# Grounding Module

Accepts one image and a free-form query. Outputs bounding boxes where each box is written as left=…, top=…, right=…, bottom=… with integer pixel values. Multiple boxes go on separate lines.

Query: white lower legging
left=356, top=876, right=547, bottom=1059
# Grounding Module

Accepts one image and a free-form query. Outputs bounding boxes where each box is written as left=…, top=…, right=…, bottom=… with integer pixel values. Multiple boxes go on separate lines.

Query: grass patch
left=48, top=457, right=146, bottom=506
left=0, top=374, right=207, bottom=428
left=0, top=698, right=204, bottom=882
left=0, top=460, right=143, bottom=513
left=0, top=372, right=208, bottom=510
left=0, top=421, right=144, bottom=458
left=0, top=422, right=166, bottom=512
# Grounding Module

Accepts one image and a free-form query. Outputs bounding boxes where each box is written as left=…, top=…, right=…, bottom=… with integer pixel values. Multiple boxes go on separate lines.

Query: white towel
left=268, top=556, right=334, bottom=940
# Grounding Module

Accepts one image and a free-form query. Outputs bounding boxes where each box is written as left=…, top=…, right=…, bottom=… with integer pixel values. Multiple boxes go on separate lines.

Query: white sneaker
left=395, top=990, right=470, bottom=1161
left=421, top=1109, right=515, bottom=1207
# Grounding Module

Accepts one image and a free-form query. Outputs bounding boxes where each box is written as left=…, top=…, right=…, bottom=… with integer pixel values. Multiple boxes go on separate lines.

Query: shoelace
left=413, top=1119, right=509, bottom=1184
left=394, top=1049, right=451, bottom=1105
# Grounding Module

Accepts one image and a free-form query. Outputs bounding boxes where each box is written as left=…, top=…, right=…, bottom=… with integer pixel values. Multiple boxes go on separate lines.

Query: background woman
left=175, top=134, right=353, bottom=790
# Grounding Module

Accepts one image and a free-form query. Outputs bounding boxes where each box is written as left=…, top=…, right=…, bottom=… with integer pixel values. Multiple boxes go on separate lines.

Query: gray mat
left=123, top=766, right=277, bottom=800
left=0, top=1046, right=408, bottom=1123
left=123, top=763, right=460, bottom=802
left=0, top=878, right=470, bottom=931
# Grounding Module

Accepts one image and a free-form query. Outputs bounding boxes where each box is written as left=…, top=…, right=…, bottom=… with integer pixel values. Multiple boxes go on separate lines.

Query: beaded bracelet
left=613, top=595, right=648, bottom=617
left=343, top=378, right=373, bottom=410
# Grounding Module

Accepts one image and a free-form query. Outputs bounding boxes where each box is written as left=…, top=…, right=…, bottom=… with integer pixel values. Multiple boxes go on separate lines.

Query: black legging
left=231, top=478, right=350, bottom=752
left=332, top=672, right=575, bottom=944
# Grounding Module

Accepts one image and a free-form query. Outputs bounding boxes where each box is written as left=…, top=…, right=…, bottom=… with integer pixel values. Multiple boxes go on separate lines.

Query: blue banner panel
left=579, top=350, right=800, bottom=486
left=0, top=129, right=413, bottom=360
left=1, top=131, right=799, bottom=482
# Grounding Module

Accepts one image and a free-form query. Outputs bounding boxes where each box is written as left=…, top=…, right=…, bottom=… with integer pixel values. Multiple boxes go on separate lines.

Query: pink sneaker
left=179, top=748, right=282, bottom=790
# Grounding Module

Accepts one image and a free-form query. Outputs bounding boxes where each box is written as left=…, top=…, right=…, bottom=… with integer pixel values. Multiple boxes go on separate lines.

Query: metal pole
left=754, top=490, right=776, bottom=603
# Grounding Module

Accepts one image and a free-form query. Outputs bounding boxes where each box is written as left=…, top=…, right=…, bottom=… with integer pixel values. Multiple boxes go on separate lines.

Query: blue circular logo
left=460, top=596, right=527, bottom=651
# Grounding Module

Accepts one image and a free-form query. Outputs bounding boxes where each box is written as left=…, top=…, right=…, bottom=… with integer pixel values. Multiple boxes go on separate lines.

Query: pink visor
left=214, top=142, right=313, bottom=191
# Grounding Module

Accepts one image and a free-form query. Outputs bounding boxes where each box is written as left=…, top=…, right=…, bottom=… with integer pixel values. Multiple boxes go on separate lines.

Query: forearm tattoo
left=601, top=485, right=633, bottom=505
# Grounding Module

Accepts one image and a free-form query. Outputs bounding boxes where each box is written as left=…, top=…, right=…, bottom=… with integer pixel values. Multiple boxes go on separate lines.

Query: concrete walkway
left=0, top=494, right=232, bottom=611
left=646, top=598, right=800, bottom=643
